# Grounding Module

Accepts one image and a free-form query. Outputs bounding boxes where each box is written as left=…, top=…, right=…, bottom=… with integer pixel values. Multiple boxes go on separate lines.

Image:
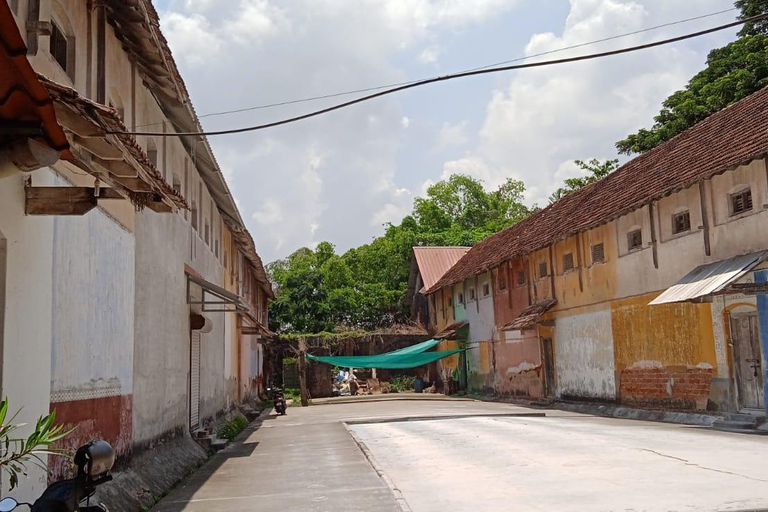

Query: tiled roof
left=0, top=2, right=67, bottom=153
left=413, top=246, right=471, bottom=292
left=428, top=85, right=768, bottom=293
left=41, top=77, right=189, bottom=210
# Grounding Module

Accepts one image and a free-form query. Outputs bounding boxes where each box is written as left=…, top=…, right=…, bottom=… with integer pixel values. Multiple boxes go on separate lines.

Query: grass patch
left=218, top=414, right=248, bottom=441
left=390, top=375, right=415, bottom=392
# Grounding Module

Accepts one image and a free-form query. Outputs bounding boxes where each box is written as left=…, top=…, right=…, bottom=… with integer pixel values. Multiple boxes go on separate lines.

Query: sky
left=153, top=0, right=740, bottom=264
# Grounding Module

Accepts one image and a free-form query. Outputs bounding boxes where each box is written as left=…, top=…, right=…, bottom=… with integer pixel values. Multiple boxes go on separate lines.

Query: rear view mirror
left=0, top=497, right=18, bottom=512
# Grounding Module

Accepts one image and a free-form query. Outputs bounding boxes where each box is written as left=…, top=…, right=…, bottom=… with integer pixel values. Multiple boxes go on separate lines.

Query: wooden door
left=731, top=313, right=765, bottom=410
left=190, top=330, right=201, bottom=430
left=541, top=338, right=556, bottom=398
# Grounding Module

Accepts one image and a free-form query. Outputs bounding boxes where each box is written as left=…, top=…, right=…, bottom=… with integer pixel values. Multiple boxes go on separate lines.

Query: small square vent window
left=539, top=262, right=547, bottom=278
left=591, top=243, right=605, bottom=264
left=469, top=288, right=476, bottom=301
left=672, top=211, right=691, bottom=234
left=498, top=273, right=507, bottom=291
left=563, top=253, right=574, bottom=271
left=517, top=271, right=526, bottom=286
left=627, top=229, right=643, bottom=251
left=482, top=283, right=490, bottom=297
left=730, top=188, right=753, bottom=216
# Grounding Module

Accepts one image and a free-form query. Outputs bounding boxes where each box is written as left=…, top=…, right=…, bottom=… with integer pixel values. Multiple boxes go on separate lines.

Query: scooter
left=268, top=387, right=287, bottom=415
left=0, top=440, right=115, bottom=512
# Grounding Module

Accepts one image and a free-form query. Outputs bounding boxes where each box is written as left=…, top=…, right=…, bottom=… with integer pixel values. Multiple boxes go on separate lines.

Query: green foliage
left=268, top=174, right=533, bottom=334
left=0, top=398, right=74, bottom=491
left=616, top=1, right=768, bottom=155
left=549, top=159, right=620, bottom=203
left=218, top=415, right=248, bottom=441
left=389, top=375, right=416, bottom=392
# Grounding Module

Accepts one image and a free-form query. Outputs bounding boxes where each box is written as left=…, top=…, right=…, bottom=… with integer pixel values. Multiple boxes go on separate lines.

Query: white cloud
left=225, top=0, right=290, bottom=46
left=465, top=0, right=728, bottom=204
left=434, top=121, right=468, bottom=151
left=418, top=46, right=440, bottom=64
left=161, top=12, right=222, bottom=67
left=401, top=116, right=411, bottom=128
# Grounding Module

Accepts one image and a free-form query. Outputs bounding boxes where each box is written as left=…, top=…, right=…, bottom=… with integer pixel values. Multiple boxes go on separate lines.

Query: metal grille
left=563, top=253, right=574, bottom=271
left=190, top=331, right=201, bottom=430
left=672, top=211, right=690, bottom=234
left=627, top=229, right=643, bottom=251
left=591, top=243, right=605, bottom=264
left=731, top=189, right=753, bottom=215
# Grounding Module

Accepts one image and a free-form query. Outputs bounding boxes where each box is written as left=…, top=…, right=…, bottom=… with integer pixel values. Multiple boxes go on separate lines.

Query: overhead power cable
left=132, top=7, right=737, bottom=129
left=115, top=12, right=766, bottom=138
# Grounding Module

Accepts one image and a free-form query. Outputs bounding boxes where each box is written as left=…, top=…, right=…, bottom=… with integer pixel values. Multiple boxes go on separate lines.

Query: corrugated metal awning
left=649, top=250, right=768, bottom=305
left=434, top=321, right=468, bottom=340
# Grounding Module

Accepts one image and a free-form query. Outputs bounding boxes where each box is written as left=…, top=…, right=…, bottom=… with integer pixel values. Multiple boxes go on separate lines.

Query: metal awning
left=649, top=250, right=768, bottom=305
left=240, top=309, right=275, bottom=338
left=502, top=299, right=557, bottom=331
left=186, top=273, right=247, bottom=312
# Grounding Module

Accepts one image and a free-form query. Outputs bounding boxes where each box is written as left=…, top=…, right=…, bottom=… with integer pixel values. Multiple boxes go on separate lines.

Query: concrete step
left=194, top=435, right=212, bottom=451
left=713, top=419, right=757, bottom=429
left=210, top=438, right=229, bottom=451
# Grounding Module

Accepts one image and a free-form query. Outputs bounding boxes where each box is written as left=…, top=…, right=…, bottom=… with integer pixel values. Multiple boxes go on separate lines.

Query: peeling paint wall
left=553, top=308, right=616, bottom=400
left=495, top=329, right=543, bottom=398
left=50, top=189, right=135, bottom=476
left=463, top=273, right=496, bottom=390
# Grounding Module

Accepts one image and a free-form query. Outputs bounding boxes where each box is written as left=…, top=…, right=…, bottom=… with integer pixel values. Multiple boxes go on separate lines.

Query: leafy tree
left=268, top=174, right=533, bottom=334
left=616, top=1, right=768, bottom=155
left=549, top=158, right=619, bottom=203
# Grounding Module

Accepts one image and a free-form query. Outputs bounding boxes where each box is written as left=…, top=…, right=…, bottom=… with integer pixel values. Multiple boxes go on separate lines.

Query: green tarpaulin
left=306, top=346, right=463, bottom=369
left=386, top=338, right=442, bottom=355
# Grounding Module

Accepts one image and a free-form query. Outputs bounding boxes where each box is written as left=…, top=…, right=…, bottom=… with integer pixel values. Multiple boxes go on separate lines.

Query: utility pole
left=298, top=336, right=309, bottom=407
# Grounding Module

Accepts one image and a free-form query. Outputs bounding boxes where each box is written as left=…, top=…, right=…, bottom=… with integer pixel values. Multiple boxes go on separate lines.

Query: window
left=172, top=174, right=181, bottom=195
left=627, top=229, right=643, bottom=251
left=563, top=253, right=574, bottom=272
left=215, top=239, right=219, bottom=259
left=482, top=283, right=490, bottom=297
left=224, top=250, right=228, bottom=269
left=458, top=293, right=464, bottom=305
left=147, top=139, right=158, bottom=169
left=672, top=211, right=690, bottom=235
left=448, top=297, right=453, bottom=307
left=539, top=262, right=547, bottom=278
left=191, top=202, right=198, bottom=231
left=498, top=273, right=507, bottom=291
left=204, top=220, right=210, bottom=245
left=730, top=188, right=753, bottom=216
left=591, top=243, right=605, bottom=264
left=517, top=271, right=526, bottom=286
left=49, top=22, right=68, bottom=72
left=468, top=287, right=476, bottom=301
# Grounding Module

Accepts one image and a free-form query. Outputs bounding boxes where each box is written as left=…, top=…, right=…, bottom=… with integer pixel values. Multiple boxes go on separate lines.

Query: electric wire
left=116, top=12, right=765, bottom=138
left=133, top=7, right=737, bottom=129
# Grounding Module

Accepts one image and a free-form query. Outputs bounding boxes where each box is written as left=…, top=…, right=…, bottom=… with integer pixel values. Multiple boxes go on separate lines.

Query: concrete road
left=151, top=398, right=538, bottom=512
left=350, top=413, right=768, bottom=512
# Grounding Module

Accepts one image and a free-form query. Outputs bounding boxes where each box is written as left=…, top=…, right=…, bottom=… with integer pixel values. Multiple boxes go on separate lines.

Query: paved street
left=153, top=398, right=768, bottom=512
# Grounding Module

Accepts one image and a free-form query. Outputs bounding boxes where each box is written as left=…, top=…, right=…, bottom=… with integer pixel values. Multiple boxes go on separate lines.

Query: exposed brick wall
left=619, top=364, right=713, bottom=410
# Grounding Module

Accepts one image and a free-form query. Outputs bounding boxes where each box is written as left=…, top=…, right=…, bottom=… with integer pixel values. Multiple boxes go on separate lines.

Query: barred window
left=627, top=229, right=642, bottom=251
left=539, top=262, right=547, bottom=278
left=591, top=243, right=605, bottom=264
left=730, top=188, right=753, bottom=216
left=672, top=211, right=690, bottom=234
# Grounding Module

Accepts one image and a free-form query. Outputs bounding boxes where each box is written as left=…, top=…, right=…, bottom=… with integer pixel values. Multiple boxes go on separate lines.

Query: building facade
left=0, top=0, right=271, bottom=503
left=427, top=86, right=768, bottom=419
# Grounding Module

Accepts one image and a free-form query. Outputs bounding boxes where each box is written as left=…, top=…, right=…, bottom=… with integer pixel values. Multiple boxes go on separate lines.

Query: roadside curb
left=344, top=423, right=412, bottom=512
left=345, top=411, right=546, bottom=425
left=313, top=396, right=475, bottom=406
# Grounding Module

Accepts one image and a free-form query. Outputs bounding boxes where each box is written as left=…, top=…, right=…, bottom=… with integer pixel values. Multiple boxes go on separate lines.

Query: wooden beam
left=147, top=200, right=174, bottom=213
left=53, top=103, right=101, bottom=137
left=112, top=176, right=152, bottom=192
left=92, top=155, right=138, bottom=178
left=25, top=186, right=121, bottom=215
left=723, top=283, right=768, bottom=295
left=74, top=135, right=124, bottom=161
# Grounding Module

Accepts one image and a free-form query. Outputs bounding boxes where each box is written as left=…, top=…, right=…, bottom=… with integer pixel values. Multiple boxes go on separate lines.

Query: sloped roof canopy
left=502, top=300, right=557, bottom=331
left=649, top=251, right=768, bottom=305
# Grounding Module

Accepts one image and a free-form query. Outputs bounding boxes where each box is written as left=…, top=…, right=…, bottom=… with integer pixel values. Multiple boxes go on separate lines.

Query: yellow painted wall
left=611, top=292, right=717, bottom=371
left=438, top=339, right=459, bottom=371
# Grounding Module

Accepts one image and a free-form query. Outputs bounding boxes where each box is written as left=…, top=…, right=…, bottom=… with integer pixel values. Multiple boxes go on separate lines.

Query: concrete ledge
left=312, top=393, right=474, bottom=405
left=344, top=412, right=546, bottom=425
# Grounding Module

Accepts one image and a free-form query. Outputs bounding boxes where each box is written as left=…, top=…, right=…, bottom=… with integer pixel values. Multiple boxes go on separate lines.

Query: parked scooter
left=268, top=387, right=287, bottom=415
left=0, top=440, right=115, bottom=512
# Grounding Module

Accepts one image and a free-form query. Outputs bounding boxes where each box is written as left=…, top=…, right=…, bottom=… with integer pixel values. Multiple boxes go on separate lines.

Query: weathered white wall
left=50, top=177, right=134, bottom=399
left=464, top=273, right=496, bottom=387
left=0, top=167, right=55, bottom=501
left=133, top=211, right=226, bottom=444
left=554, top=308, right=616, bottom=400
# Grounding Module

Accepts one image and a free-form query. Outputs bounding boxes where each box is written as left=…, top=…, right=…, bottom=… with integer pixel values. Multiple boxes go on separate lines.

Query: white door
left=190, top=330, right=201, bottom=429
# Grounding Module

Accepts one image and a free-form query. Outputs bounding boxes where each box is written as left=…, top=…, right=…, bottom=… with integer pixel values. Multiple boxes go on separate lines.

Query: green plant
left=217, top=415, right=248, bottom=441
left=390, top=375, right=416, bottom=392
left=0, top=398, right=74, bottom=490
